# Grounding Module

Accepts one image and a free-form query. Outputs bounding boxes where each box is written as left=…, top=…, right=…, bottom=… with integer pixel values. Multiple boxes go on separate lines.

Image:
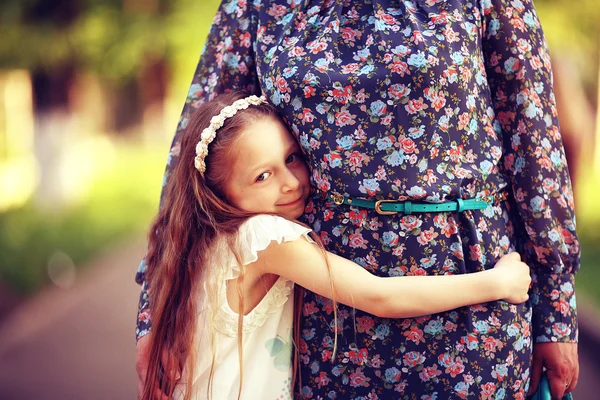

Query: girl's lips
left=278, top=197, right=303, bottom=206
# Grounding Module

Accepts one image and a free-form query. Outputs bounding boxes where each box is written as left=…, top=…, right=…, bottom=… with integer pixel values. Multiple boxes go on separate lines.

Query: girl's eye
left=286, top=153, right=300, bottom=164
left=256, top=172, right=271, bottom=182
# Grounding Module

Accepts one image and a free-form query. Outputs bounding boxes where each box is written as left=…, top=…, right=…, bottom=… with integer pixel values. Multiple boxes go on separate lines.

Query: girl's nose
left=281, top=169, right=301, bottom=192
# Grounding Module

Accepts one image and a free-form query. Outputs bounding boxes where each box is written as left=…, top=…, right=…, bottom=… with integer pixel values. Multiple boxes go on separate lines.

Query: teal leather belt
left=327, top=192, right=490, bottom=215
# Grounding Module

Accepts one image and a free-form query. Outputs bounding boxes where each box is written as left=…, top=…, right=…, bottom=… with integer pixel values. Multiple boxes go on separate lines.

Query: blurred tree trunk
left=27, top=0, right=80, bottom=209
left=106, top=58, right=168, bottom=135
left=134, top=0, right=169, bottom=138
left=107, top=1, right=169, bottom=136
left=594, top=48, right=600, bottom=174
left=32, top=65, right=77, bottom=209
left=138, top=56, right=169, bottom=138
left=107, top=77, right=143, bottom=134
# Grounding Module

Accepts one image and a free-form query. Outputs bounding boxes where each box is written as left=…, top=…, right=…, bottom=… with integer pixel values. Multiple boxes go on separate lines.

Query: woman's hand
left=528, top=342, right=579, bottom=398
left=136, top=333, right=180, bottom=400
left=491, top=252, right=532, bottom=304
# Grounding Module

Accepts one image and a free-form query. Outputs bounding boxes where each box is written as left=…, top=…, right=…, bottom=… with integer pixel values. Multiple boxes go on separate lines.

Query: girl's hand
left=491, top=252, right=531, bottom=304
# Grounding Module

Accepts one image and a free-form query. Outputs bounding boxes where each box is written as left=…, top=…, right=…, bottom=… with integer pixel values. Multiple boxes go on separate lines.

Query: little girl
left=141, top=92, right=531, bottom=400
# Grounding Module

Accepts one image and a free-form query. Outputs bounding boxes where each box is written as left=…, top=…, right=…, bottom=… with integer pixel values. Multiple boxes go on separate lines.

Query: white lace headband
left=194, top=95, right=267, bottom=175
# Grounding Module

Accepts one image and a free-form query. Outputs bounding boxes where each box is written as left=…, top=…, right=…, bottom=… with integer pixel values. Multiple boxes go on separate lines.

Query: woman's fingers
left=527, top=351, right=544, bottom=395
left=565, top=361, right=580, bottom=394
left=136, top=334, right=180, bottom=399
left=136, top=335, right=152, bottom=400
left=161, top=349, right=181, bottom=380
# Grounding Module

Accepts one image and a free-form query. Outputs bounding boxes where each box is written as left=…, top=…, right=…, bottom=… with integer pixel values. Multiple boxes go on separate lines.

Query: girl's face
left=222, top=116, right=310, bottom=220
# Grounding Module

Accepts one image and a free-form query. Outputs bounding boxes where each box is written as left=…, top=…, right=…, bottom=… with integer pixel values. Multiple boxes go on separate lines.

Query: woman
left=136, top=0, right=580, bottom=398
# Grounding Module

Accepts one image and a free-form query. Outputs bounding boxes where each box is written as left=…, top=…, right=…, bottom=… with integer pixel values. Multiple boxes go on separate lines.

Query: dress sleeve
left=135, top=0, right=261, bottom=341
left=226, top=215, right=315, bottom=280
left=480, top=0, right=580, bottom=343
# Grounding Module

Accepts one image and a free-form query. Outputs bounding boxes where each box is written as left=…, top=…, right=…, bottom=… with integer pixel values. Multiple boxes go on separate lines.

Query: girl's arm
left=252, top=237, right=530, bottom=319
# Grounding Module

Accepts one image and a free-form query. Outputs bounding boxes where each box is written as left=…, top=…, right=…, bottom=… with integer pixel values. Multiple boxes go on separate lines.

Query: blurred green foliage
left=536, top=0, right=599, bottom=50
left=0, top=0, right=219, bottom=87
left=576, top=237, right=600, bottom=307
left=0, top=0, right=222, bottom=296
left=0, top=144, right=166, bottom=294
left=536, top=0, right=600, bottom=95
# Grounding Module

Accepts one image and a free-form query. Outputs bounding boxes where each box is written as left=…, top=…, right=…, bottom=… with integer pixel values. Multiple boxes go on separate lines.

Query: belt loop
left=404, top=201, right=412, bottom=215
left=456, top=198, right=465, bottom=212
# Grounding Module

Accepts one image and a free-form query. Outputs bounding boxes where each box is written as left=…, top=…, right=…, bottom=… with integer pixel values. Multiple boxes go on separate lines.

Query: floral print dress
left=136, top=0, right=580, bottom=398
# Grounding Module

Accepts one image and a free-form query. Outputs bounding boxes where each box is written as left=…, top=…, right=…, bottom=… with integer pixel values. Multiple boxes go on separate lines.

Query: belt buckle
left=330, top=192, right=345, bottom=205
left=375, top=200, right=398, bottom=215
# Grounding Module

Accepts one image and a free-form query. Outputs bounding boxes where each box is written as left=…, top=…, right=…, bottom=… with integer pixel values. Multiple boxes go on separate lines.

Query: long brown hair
left=141, top=91, right=338, bottom=400
left=141, top=91, right=277, bottom=399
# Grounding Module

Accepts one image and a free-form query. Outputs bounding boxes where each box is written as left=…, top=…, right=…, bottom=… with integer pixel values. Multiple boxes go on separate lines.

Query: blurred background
left=0, top=0, right=598, bottom=398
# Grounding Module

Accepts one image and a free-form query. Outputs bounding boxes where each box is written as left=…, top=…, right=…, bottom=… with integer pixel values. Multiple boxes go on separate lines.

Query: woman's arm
left=253, top=236, right=530, bottom=319
left=480, top=0, right=580, bottom=396
left=480, top=0, right=579, bottom=343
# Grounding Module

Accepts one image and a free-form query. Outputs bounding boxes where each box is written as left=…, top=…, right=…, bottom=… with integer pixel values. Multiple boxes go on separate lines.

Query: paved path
left=0, top=239, right=144, bottom=400
left=0, top=238, right=597, bottom=399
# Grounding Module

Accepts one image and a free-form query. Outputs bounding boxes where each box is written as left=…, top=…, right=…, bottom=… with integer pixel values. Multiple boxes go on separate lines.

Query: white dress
left=174, top=215, right=313, bottom=400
